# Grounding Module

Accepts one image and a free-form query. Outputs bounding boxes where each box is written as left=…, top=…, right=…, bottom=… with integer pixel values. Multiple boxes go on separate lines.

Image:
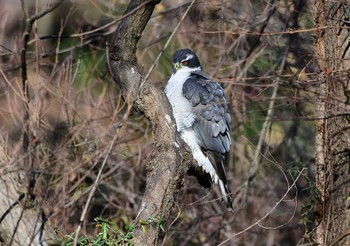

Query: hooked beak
left=172, top=63, right=181, bottom=74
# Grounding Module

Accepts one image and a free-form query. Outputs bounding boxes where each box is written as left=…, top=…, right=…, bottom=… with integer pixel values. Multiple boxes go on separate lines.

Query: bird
left=164, top=48, right=233, bottom=210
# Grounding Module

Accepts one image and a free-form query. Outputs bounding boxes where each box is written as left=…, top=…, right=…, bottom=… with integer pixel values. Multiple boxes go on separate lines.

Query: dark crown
left=172, top=48, right=202, bottom=69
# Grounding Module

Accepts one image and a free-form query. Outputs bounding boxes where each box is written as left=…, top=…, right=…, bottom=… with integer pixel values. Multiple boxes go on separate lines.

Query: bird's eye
left=182, top=61, right=189, bottom=65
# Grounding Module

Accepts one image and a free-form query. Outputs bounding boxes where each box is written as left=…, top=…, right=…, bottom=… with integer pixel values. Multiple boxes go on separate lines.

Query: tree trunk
left=108, top=0, right=191, bottom=245
left=314, top=1, right=350, bottom=245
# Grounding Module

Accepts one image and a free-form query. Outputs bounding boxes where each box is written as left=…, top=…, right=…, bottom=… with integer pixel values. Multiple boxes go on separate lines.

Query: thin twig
left=0, top=194, right=25, bottom=224
left=257, top=175, right=298, bottom=230
left=28, top=0, right=64, bottom=23
left=139, top=0, right=197, bottom=89
left=72, top=104, right=133, bottom=246
left=195, top=26, right=330, bottom=36
left=11, top=1, right=64, bottom=244
left=249, top=49, right=289, bottom=180
left=217, top=168, right=306, bottom=246
left=8, top=205, right=25, bottom=246
left=19, top=0, right=64, bottom=165
left=27, top=0, right=153, bottom=45
left=237, top=47, right=288, bottom=210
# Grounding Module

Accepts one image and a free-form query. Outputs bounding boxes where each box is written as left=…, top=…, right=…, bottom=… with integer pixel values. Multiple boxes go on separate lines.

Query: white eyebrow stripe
left=183, top=54, right=194, bottom=61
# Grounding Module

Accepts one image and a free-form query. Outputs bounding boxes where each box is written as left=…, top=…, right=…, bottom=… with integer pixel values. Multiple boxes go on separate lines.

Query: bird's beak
left=172, top=63, right=180, bottom=74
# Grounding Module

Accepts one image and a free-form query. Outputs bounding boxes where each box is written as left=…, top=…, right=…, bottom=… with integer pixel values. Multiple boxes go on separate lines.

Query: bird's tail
left=218, top=179, right=233, bottom=210
left=204, top=150, right=233, bottom=210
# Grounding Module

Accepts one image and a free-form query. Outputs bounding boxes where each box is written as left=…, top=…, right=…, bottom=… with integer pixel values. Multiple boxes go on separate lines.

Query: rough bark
left=108, top=0, right=190, bottom=245
left=314, top=1, right=350, bottom=245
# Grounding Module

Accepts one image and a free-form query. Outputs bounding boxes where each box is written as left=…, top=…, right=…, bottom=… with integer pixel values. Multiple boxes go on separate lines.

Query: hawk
left=165, top=48, right=233, bottom=210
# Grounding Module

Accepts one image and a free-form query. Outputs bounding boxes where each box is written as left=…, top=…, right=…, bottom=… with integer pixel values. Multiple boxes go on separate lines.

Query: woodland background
left=0, top=0, right=343, bottom=245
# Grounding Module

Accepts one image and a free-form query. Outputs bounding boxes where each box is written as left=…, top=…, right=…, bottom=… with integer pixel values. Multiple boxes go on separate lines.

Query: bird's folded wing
left=182, top=74, right=231, bottom=154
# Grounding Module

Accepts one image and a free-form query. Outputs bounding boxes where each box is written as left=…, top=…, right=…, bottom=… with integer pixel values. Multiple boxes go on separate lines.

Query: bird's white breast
left=165, top=71, right=195, bottom=132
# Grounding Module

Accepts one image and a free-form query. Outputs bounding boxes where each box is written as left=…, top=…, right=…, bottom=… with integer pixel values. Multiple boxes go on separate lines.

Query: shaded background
left=0, top=0, right=318, bottom=245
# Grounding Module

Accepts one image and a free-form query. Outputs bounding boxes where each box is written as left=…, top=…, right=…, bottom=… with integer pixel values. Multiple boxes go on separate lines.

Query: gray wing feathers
left=182, top=76, right=231, bottom=154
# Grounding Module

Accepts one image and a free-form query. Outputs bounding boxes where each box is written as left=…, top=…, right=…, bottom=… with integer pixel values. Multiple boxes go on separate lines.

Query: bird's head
left=171, top=48, right=202, bottom=74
